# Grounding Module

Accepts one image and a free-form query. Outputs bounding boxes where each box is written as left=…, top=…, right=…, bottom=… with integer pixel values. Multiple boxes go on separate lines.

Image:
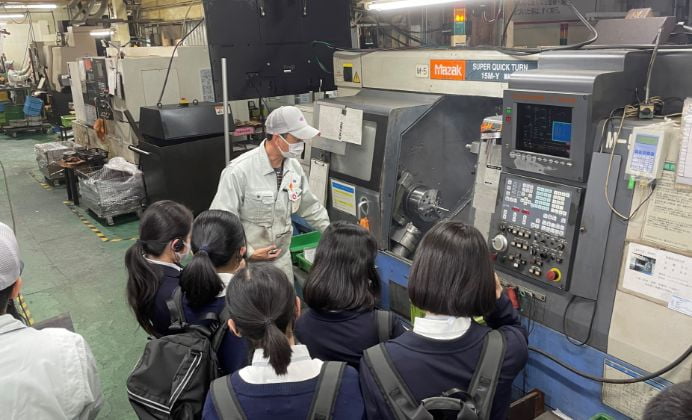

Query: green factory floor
left=0, top=133, right=145, bottom=419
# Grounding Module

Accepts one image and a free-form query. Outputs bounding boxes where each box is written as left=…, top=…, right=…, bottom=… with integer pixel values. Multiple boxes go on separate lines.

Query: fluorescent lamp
left=89, top=29, right=113, bottom=37
left=366, top=0, right=460, bottom=11
left=3, top=3, right=57, bottom=9
left=0, top=14, right=26, bottom=19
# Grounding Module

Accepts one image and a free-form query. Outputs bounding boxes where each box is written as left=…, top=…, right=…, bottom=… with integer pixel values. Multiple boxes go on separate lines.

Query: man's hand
left=495, top=273, right=503, bottom=300
left=250, top=245, right=282, bottom=261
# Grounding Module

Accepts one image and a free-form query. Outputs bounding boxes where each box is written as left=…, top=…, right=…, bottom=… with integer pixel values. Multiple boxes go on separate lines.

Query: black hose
left=0, top=159, right=16, bottom=232
left=156, top=19, right=205, bottom=106
left=529, top=345, right=692, bottom=384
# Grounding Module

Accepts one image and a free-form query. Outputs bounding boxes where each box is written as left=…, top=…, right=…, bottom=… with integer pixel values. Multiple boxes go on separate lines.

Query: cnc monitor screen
left=516, top=103, right=573, bottom=158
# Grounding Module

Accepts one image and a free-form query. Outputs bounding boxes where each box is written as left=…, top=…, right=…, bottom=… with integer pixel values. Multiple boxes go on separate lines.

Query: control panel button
left=546, top=268, right=562, bottom=282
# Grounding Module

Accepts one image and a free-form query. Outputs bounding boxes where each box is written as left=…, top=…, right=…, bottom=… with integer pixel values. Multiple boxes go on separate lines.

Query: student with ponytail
left=125, top=200, right=193, bottom=336
left=180, top=209, right=249, bottom=373
left=202, top=264, right=365, bottom=420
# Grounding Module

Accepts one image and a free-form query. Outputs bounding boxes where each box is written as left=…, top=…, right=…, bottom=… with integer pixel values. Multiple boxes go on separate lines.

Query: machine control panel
left=489, top=174, right=583, bottom=290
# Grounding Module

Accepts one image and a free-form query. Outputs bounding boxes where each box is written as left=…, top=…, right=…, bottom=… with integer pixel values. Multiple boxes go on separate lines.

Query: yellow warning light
left=454, top=8, right=466, bottom=22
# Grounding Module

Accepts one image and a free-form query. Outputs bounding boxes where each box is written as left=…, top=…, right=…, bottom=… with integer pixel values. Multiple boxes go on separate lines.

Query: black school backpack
left=376, top=309, right=395, bottom=342
left=209, top=361, right=348, bottom=420
left=362, top=330, right=506, bottom=420
left=127, top=287, right=228, bottom=419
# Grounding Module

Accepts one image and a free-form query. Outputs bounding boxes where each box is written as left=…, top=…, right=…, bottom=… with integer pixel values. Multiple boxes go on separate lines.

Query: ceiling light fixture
left=0, top=13, right=25, bottom=19
left=366, top=0, right=460, bottom=11
left=89, top=29, right=113, bottom=37
left=3, top=3, right=57, bottom=9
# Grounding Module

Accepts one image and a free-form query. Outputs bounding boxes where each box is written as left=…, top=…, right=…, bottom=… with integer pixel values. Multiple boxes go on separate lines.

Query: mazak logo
left=430, top=60, right=466, bottom=80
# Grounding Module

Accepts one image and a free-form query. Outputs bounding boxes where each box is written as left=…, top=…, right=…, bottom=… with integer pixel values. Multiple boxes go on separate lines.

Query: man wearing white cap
left=211, top=106, right=330, bottom=281
left=0, top=222, right=103, bottom=419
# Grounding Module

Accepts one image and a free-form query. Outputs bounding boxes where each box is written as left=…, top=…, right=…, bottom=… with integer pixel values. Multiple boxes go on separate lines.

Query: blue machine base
left=374, top=250, right=670, bottom=420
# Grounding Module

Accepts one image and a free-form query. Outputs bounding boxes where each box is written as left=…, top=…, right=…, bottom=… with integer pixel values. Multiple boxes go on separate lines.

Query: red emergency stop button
left=546, top=268, right=562, bottom=282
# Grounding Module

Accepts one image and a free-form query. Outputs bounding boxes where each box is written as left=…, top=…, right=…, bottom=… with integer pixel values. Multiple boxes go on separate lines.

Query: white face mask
left=278, top=135, right=305, bottom=159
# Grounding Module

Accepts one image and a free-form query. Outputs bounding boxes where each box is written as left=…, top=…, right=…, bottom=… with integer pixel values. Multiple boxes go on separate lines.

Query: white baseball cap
left=265, top=106, right=319, bottom=140
left=0, top=222, right=21, bottom=290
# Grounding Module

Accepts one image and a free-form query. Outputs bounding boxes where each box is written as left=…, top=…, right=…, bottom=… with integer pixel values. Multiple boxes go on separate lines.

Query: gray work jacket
left=210, top=141, right=330, bottom=280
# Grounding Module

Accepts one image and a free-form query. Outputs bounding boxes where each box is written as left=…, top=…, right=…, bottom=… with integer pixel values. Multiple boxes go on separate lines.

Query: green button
left=505, top=107, right=512, bottom=115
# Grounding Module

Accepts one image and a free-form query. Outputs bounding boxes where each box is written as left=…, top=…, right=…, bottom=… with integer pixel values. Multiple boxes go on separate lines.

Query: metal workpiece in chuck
left=406, top=185, right=448, bottom=222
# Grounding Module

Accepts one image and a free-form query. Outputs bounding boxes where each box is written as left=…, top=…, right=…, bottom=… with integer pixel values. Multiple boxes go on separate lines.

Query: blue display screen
left=552, top=122, right=572, bottom=143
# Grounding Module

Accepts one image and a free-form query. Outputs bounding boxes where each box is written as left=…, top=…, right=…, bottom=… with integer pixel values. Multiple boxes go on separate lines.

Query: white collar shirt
left=238, top=344, right=323, bottom=384
left=217, top=272, right=234, bottom=297
left=145, top=257, right=182, bottom=272
left=412, top=314, right=472, bottom=340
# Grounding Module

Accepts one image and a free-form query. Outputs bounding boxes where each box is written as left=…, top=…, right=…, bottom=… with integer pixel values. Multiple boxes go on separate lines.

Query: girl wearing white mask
left=125, top=200, right=193, bottom=337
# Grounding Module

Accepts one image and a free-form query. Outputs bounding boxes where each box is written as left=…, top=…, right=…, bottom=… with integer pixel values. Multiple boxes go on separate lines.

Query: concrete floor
left=0, top=133, right=145, bottom=419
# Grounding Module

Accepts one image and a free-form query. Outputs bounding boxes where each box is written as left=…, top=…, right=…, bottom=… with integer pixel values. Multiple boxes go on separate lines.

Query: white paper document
left=308, top=159, right=329, bottom=206
left=318, top=104, right=363, bottom=145
left=676, top=98, right=692, bottom=185
left=622, top=242, right=692, bottom=317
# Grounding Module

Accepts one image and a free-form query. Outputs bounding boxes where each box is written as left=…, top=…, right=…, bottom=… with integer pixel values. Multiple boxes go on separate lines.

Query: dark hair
left=226, top=264, right=295, bottom=375
left=267, top=132, right=291, bottom=141
left=181, top=210, right=245, bottom=308
left=125, top=200, right=193, bottom=335
left=643, top=380, right=692, bottom=420
left=408, top=221, right=496, bottom=317
left=304, top=221, right=380, bottom=311
left=0, top=283, right=15, bottom=315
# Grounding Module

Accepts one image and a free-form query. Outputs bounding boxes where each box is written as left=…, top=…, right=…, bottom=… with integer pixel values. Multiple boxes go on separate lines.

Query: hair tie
left=198, top=245, right=210, bottom=255
left=263, top=319, right=273, bottom=327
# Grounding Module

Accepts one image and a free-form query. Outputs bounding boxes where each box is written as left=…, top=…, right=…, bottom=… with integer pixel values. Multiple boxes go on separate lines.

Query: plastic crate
left=5, top=105, right=24, bottom=121
left=0, top=112, right=6, bottom=126
left=60, top=115, right=75, bottom=128
left=0, top=102, right=8, bottom=112
left=295, top=252, right=313, bottom=272
left=289, top=231, right=321, bottom=264
left=23, top=96, right=43, bottom=117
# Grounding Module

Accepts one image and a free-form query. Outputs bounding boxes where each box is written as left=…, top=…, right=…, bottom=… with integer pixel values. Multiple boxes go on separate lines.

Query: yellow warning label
left=353, top=72, right=361, bottom=83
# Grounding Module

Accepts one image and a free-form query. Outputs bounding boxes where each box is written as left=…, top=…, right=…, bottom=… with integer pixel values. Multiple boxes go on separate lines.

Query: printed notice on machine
left=641, top=170, right=692, bottom=252
left=330, top=179, right=357, bottom=216
left=675, top=98, right=692, bottom=185
left=318, top=104, right=363, bottom=145
left=622, top=243, right=692, bottom=317
left=308, top=159, right=329, bottom=206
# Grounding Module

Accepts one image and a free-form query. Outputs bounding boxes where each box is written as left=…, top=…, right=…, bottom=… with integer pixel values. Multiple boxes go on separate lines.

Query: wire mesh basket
left=78, top=158, right=145, bottom=224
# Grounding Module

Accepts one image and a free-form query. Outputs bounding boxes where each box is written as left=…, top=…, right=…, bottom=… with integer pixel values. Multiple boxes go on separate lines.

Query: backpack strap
left=210, top=376, right=247, bottom=420
left=211, top=307, right=232, bottom=353
left=307, top=361, right=347, bottom=420
left=467, top=330, right=506, bottom=420
left=166, top=287, right=187, bottom=330
left=363, top=344, right=425, bottom=420
left=376, top=310, right=393, bottom=343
